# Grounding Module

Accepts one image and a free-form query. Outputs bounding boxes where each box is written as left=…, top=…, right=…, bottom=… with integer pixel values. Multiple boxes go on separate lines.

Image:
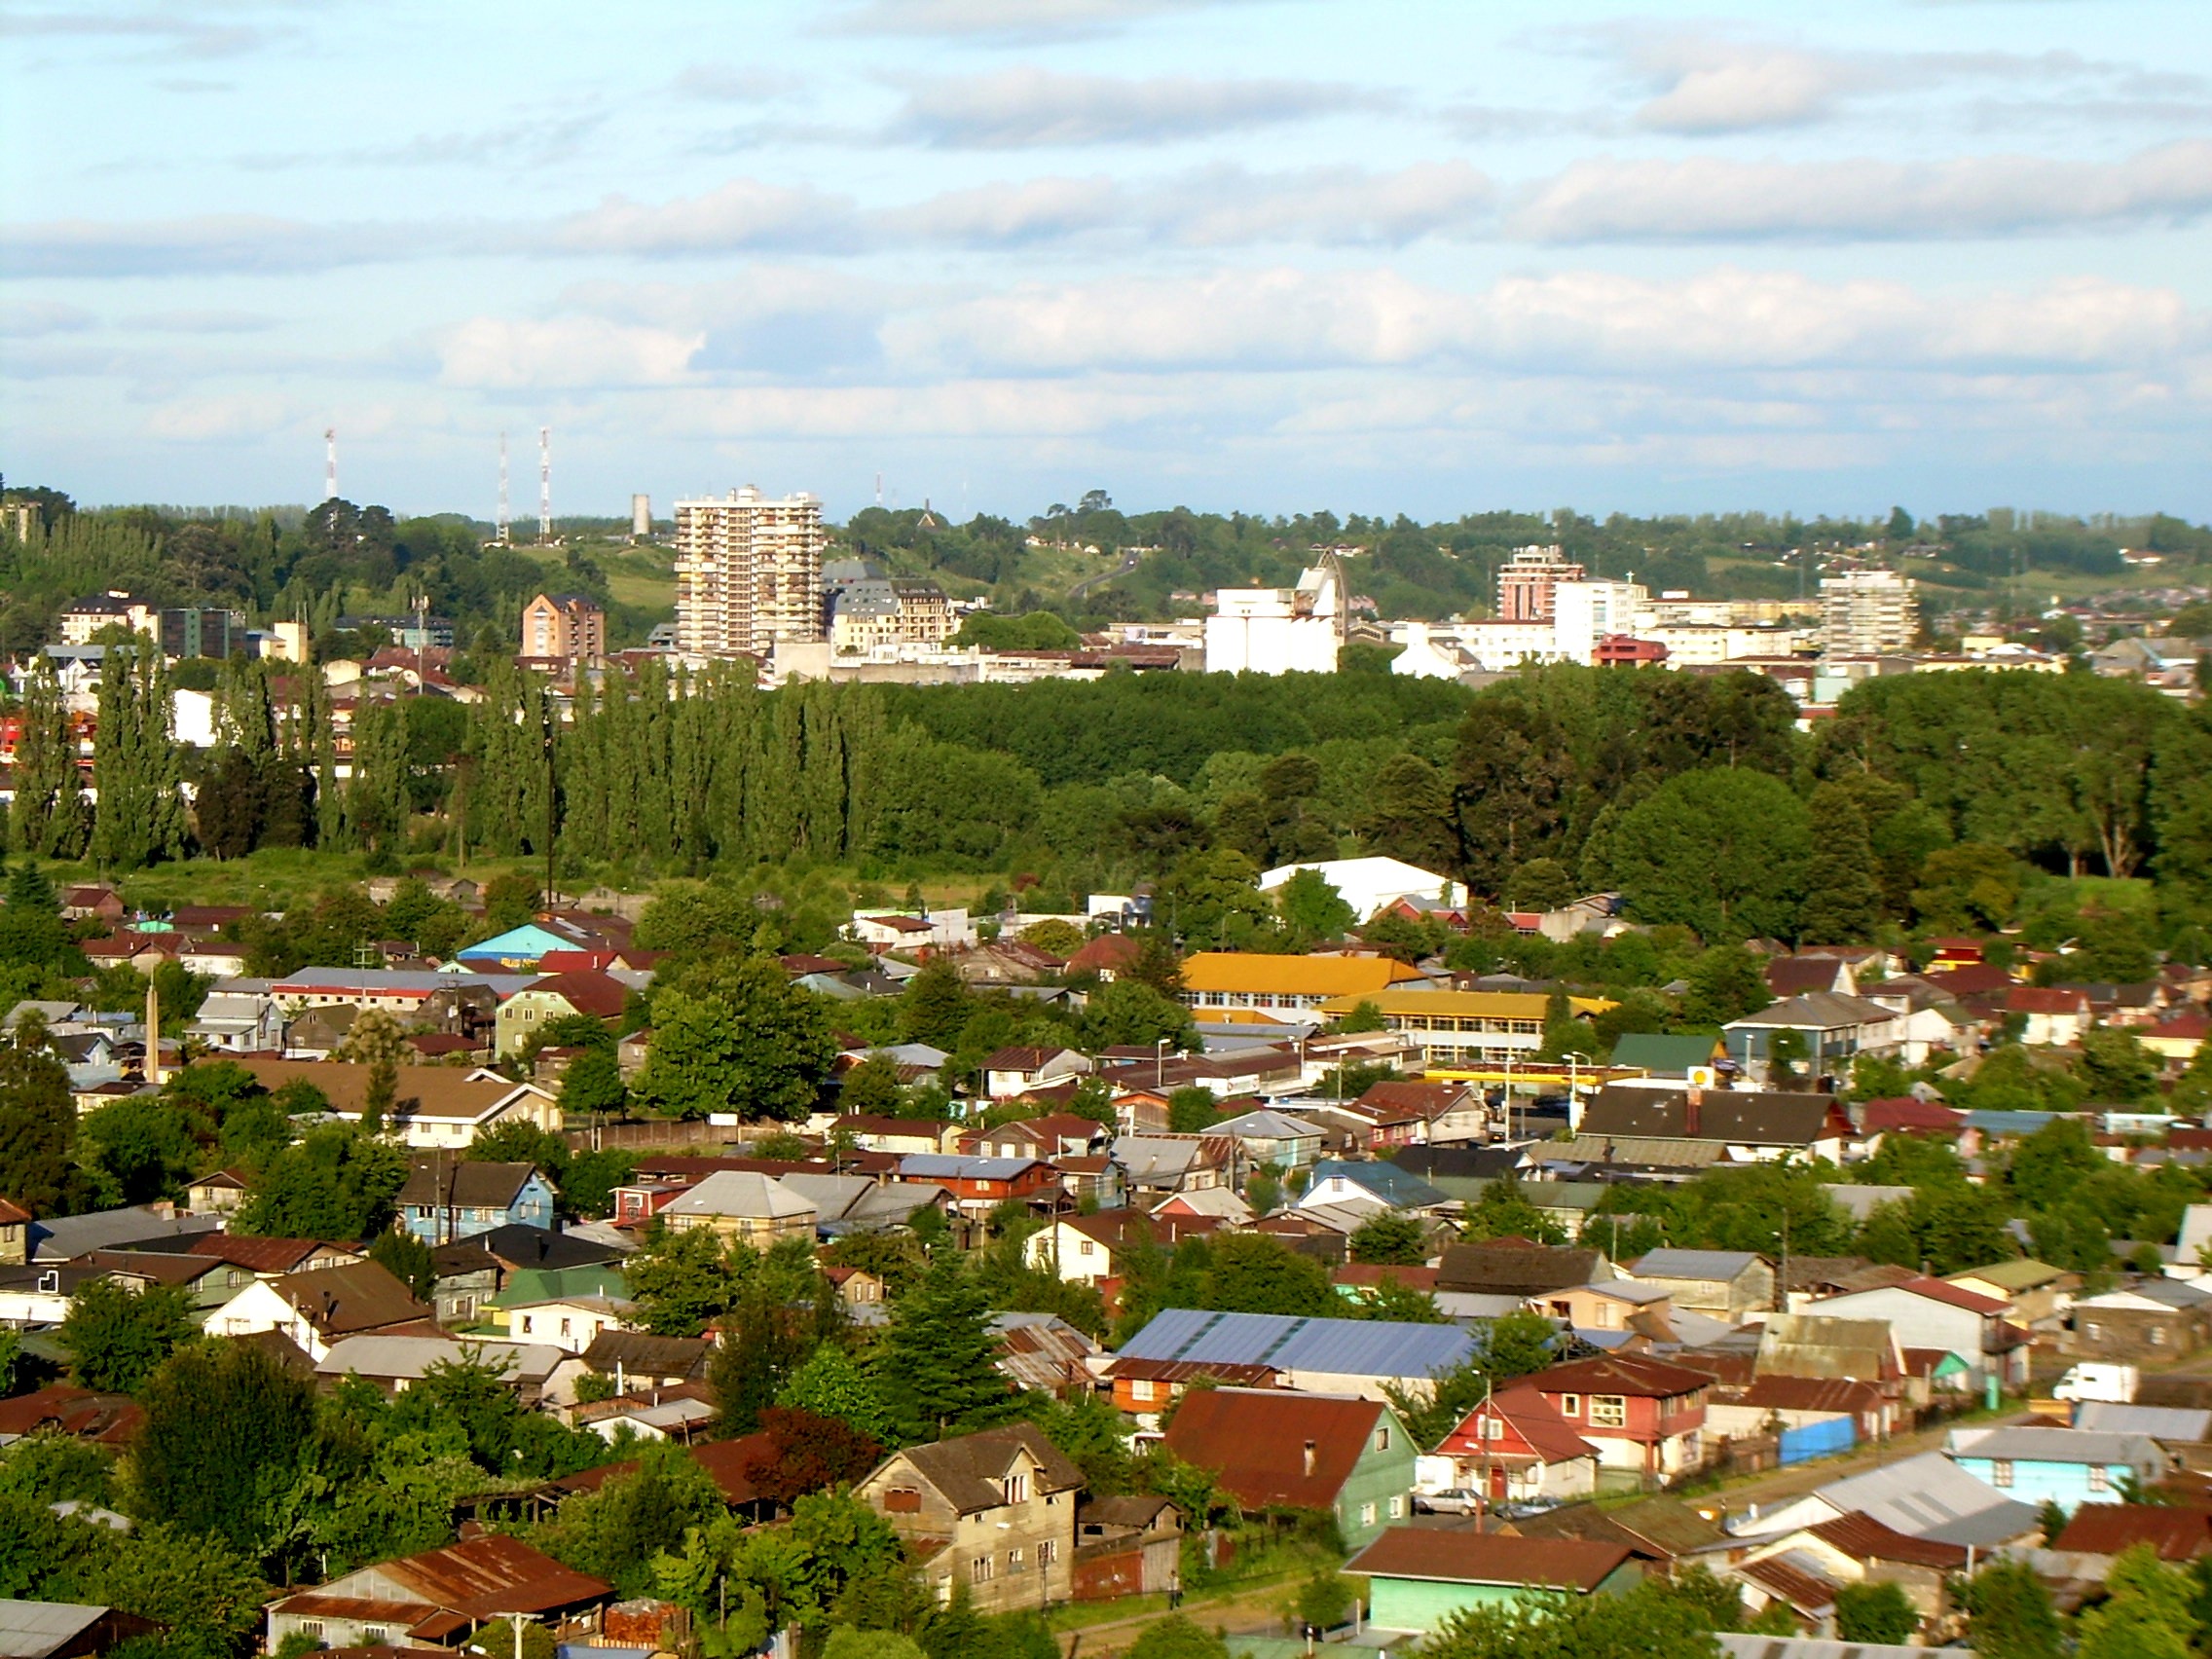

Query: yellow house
left=657, top=1170, right=819, bottom=1245
left=1180, top=952, right=1430, bottom=1019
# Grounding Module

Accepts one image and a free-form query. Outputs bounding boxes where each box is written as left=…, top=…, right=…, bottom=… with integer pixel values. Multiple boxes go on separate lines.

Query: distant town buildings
left=521, top=592, right=607, bottom=666
left=673, top=486, right=826, bottom=658
left=1202, top=562, right=1343, bottom=675
left=1496, top=544, right=1585, bottom=622
left=1821, top=569, right=1919, bottom=654
left=830, top=576, right=955, bottom=654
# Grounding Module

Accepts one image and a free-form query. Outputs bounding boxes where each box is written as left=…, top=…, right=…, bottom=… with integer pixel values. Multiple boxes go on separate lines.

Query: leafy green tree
left=1610, top=769, right=1811, bottom=942
left=235, top=1124, right=408, bottom=1239
left=1125, top=1614, right=1230, bottom=1659
left=1166, top=1087, right=1221, bottom=1133
left=89, top=644, right=186, bottom=870
left=60, top=1280, right=198, bottom=1394
left=897, top=959, right=975, bottom=1049
left=1799, top=787, right=1885, bottom=941
left=0, top=1019, right=74, bottom=1214
left=873, top=1259, right=1018, bottom=1445
left=779, top=1344, right=893, bottom=1443
left=1419, top=1573, right=1724, bottom=1659
left=1294, top=1570, right=1356, bottom=1632
left=368, top=1229, right=436, bottom=1302
left=634, top=956, right=835, bottom=1122
left=1679, top=944, right=1773, bottom=1027
left=1276, top=868, right=1356, bottom=942
left=77, top=1095, right=201, bottom=1208
left=0, top=863, right=79, bottom=971
left=1081, top=977, right=1197, bottom=1051
left=463, top=1119, right=571, bottom=1175
left=544, top=1442, right=727, bottom=1598
left=10, top=659, right=88, bottom=859
left=2080, top=1030, right=2159, bottom=1104
left=1960, top=1558, right=2064, bottom=1659
left=624, top=1226, right=738, bottom=1337
left=559, top=1046, right=628, bottom=1120
left=94, top=1522, right=268, bottom=1654
left=1834, top=1581, right=1919, bottom=1645
left=1462, top=1175, right=1567, bottom=1245
left=825, top=1633, right=926, bottom=1659
left=1198, top=1233, right=1337, bottom=1317
left=134, top=1339, right=319, bottom=1558
left=1349, top=1212, right=1429, bottom=1266
left=837, top=1054, right=905, bottom=1118
left=1160, top=847, right=1277, bottom=949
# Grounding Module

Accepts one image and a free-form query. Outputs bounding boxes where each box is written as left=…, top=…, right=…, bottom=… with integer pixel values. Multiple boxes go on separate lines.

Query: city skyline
left=5, top=0, right=2212, bottom=521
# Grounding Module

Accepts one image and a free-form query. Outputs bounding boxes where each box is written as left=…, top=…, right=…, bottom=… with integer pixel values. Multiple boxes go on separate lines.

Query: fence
left=1779, top=1418, right=1856, bottom=1465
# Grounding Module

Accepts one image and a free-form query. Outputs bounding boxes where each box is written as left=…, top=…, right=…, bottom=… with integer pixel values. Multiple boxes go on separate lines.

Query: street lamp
left=1564, top=1051, right=1592, bottom=1133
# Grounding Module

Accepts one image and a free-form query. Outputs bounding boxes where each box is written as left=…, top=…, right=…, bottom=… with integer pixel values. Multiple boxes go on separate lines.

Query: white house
left=1258, top=856, right=1465, bottom=921
left=849, top=909, right=977, bottom=951
left=186, top=991, right=284, bottom=1054
left=506, top=1294, right=638, bottom=1354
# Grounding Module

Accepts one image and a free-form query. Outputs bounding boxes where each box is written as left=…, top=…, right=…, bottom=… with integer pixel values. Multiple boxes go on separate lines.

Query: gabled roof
left=1180, top=952, right=1427, bottom=996
left=1161, top=1388, right=1390, bottom=1510
left=1530, top=1353, right=1712, bottom=1401
left=398, top=1159, right=543, bottom=1210
left=273, top=1260, right=433, bottom=1336
left=1609, top=1033, right=1725, bottom=1076
left=886, top=1422, right=1084, bottom=1515
left=1802, top=1512, right=1968, bottom=1569
left=1118, top=1308, right=1474, bottom=1380
left=2007, top=986, right=2090, bottom=1014
left=187, top=1235, right=355, bottom=1275
left=579, top=1330, right=712, bottom=1380
left=1860, top=1097, right=1964, bottom=1134
left=1630, top=1248, right=1765, bottom=1282
left=513, top=969, right=629, bottom=1018
left=1950, top=1426, right=2162, bottom=1467
left=1437, top=1240, right=1605, bottom=1296
left=227, top=1058, right=552, bottom=1123
left=1519, top=1495, right=1725, bottom=1559
left=659, top=1170, right=817, bottom=1221
left=1437, top=1385, right=1599, bottom=1465
left=369, top=1533, right=611, bottom=1619
left=1345, top=1529, right=1631, bottom=1591
left=1578, top=1087, right=1841, bottom=1147
left=1802, top=1451, right=2041, bottom=1547
left=1305, top=1160, right=1446, bottom=1208
left=2051, top=1504, right=2212, bottom=1561
left=1728, top=991, right=1896, bottom=1031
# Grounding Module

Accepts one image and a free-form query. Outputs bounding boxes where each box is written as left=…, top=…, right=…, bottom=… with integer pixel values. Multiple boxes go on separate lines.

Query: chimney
left=1302, top=1440, right=1317, bottom=1478
left=1684, top=1088, right=1702, bottom=1137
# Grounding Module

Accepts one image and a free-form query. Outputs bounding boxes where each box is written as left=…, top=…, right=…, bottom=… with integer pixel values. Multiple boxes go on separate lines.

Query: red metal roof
left=1529, top=1353, right=1714, bottom=1399
left=1806, top=1512, right=1970, bottom=1568
left=1161, top=1388, right=1383, bottom=1510
left=2007, top=986, right=2090, bottom=1014
left=2052, top=1504, right=2212, bottom=1561
left=382, top=1533, right=612, bottom=1618
left=1862, top=1097, right=1965, bottom=1133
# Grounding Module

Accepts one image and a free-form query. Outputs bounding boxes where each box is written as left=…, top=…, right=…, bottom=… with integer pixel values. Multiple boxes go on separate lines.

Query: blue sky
left=4, top=0, right=2211, bottom=524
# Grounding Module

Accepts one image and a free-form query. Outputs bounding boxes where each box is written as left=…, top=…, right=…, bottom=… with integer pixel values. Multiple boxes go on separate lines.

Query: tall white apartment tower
left=1820, top=569, right=1918, bottom=655
left=673, top=486, right=827, bottom=657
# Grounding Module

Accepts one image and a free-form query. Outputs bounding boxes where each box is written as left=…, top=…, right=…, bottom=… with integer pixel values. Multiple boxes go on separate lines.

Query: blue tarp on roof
left=1117, top=1309, right=1475, bottom=1380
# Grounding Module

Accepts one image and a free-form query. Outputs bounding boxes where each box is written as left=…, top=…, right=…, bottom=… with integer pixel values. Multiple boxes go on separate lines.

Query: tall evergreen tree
left=1798, top=787, right=1884, bottom=943
left=89, top=643, right=184, bottom=869
left=871, top=1260, right=1018, bottom=1445
left=0, top=1016, right=75, bottom=1213
left=8, top=656, right=83, bottom=859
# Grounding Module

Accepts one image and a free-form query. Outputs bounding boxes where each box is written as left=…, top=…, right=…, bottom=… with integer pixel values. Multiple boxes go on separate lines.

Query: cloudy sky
left=4, top=0, right=2210, bottom=522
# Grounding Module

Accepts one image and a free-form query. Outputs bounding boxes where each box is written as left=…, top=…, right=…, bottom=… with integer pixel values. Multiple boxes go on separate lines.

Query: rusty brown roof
left=1346, top=1529, right=1632, bottom=1591
left=276, top=1260, right=433, bottom=1336
left=2052, top=1504, right=2212, bottom=1561
left=380, top=1533, right=612, bottom=1618
left=1161, top=1388, right=1384, bottom=1512
left=1806, top=1512, right=1971, bottom=1568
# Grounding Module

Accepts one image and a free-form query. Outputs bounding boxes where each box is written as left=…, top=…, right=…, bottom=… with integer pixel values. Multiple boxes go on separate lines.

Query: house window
left=972, top=1556, right=993, bottom=1584
left=299, top=1623, right=326, bottom=1640
left=363, top=1631, right=389, bottom=1645
left=1004, top=1473, right=1029, bottom=1504
left=1388, top=1495, right=1406, bottom=1518
left=2152, top=1326, right=2169, bottom=1347
left=1130, top=1381, right=1156, bottom=1402
left=1079, top=1239, right=1095, bottom=1257
left=1374, top=1426, right=1391, bottom=1453
left=1038, top=1540, right=1056, bottom=1566
left=455, top=1297, right=474, bottom=1319
left=1559, top=1395, right=1581, bottom=1417
left=1992, top=1460, right=2014, bottom=1489
left=1483, top=1418, right=1505, bottom=1440
left=2089, top=1465, right=2111, bottom=1493
left=1358, top=1502, right=1377, bottom=1527
left=1590, top=1396, right=1628, bottom=1428
left=2085, top=1322, right=2104, bottom=1341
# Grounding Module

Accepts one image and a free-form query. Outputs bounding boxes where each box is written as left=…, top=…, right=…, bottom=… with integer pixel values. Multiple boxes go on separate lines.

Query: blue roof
left=1963, top=1110, right=2064, bottom=1135
left=899, top=1154, right=1041, bottom=1179
left=1308, top=1161, right=1447, bottom=1209
left=1117, top=1309, right=1475, bottom=1380
left=455, top=924, right=571, bottom=963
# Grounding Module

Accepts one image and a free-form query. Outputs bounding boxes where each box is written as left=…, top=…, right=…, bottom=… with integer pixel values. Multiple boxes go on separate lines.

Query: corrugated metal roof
left=1116, top=1308, right=1474, bottom=1380
left=1806, top=1452, right=2040, bottom=1547
left=1949, top=1426, right=2163, bottom=1466
left=1718, top=1635, right=1929, bottom=1659
left=1631, top=1248, right=1763, bottom=1281
left=2075, top=1402, right=2212, bottom=1442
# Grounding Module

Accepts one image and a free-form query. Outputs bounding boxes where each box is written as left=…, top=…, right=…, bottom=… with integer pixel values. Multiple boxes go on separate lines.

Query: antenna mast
left=498, top=431, right=511, bottom=545
left=323, top=427, right=337, bottom=501
left=538, top=425, right=551, bottom=543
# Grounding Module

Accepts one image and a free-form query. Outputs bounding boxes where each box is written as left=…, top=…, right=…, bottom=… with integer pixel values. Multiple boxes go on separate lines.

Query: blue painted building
left=397, top=1158, right=557, bottom=1244
left=1946, top=1426, right=2165, bottom=1509
left=453, top=924, right=575, bottom=973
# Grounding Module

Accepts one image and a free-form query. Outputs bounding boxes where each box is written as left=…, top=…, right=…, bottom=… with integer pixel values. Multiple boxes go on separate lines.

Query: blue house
left=453, top=924, right=575, bottom=973
left=1946, top=1426, right=2166, bottom=1509
left=397, top=1158, right=557, bottom=1244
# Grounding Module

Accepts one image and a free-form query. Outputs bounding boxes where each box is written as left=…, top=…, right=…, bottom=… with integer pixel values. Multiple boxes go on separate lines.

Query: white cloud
left=0, top=298, right=94, bottom=335
left=1143, top=161, right=1495, bottom=245
left=143, top=391, right=298, bottom=442
left=1634, top=49, right=1855, bottom=132
left=543, top=180, right=864, bottom=256
left=886, top=66, right=1391, bottom=148
left=824, top=0, right=1228, bottom=42
left=1507, top=141, right=2212, bottom=241
left=0, top=212, right=378, bottom=276
left=435, top=316, right=704, bottom=389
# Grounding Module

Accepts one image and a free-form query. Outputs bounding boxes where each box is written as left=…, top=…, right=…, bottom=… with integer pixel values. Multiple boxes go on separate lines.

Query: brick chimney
left=1684, top=1088, right=1702, bottom=1137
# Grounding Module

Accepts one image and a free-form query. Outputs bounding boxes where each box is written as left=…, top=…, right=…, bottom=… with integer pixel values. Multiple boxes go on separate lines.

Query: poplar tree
left=90, top=644, right=184, bottom=869
left=9, top=656, right=84, bottom=859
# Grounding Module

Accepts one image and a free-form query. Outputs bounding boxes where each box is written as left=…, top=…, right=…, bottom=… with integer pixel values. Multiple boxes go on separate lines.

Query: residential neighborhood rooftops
left=1118, top=1309, right=1474, bottom=1380
left=1161, top=1388, right=1392, bottom=1510
left=892, top=1422, right=1085, bottom=1516
left=1179, top=952, right=1428, bottom=996
left=2051, top=1504, right=2212, bottom=1561
left=1629, top=1248, right=1765, bottom=1281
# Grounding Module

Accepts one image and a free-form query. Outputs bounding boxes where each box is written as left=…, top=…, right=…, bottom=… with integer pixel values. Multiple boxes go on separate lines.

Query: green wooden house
left=1345, top=1529, right=1641, bottom=1635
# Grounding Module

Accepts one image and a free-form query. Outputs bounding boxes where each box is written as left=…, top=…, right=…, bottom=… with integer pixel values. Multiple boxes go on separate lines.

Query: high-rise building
left=1820, top=569, right=1918, bottom=655
left=673, top=487, right=826, bottom=658
left=1496, top=544, right=1586, bottom=622
left=1552, top=579, right=1649, bottom=665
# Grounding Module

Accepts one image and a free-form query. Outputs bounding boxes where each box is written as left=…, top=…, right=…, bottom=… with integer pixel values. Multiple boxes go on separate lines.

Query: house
left=315, top=1335, right=566, bottom=1403
left=59, top=884, right=125, bottom=924
left=1522, top=1354, right=1714, bottom=1483
left=501, top=1280, right=639, bottom=1354
left=25, top=1204, right=219, bottom=1263
left=1766, top=956, right=1862, bottom=999
left=1353, top=1080, right=1490, bottom=1147
left=571, top=1330, right=712, bottom=1389
left=1626, top=1249, right=1776, bottom=1320
left=1533, top=1279, right=1676, bottom=1336
left=574, top=1387, right=719, bottom=1443
left=1346, top=1530, right=1639, bottom=1637
left=1943, top=1259, right=2079, bottom=1332
left=1731, top=1513, right=1965, bottom=1637
left=2051, top=1504, right=2212, bottom=1564
left=1065, top=934, right=1143, bottom=982
left=1257, top=857, right=1466, bottom=922
left=180, top=1169, right=250, bottom=1217
left=1518, top=1495, right=1727, bottom=1566
left=1163, top=1387, right=1418, bottom=1550
left=1723, top=994, right=1904, bottom=1084
left=223, top=1057, right=560, bottom=1149
left=1753, top=1315, right=1903, bottom=1388
left=855, top=1423, right=1083, bottom=1614
left=1806, top=1277, right=2031, bottom=1386
left=833, top=1114, right=956, bottom=1157
left=2009, top=986, right=2092, bottom=1047
left=1114, top=1309, right=1474, bottom=1404
left=396, top=1158, right=557, bottom=1244
left=1313, top=988, right=1615, bottom=1073
left=1021, top=1209, right=1221, bottom=1289
left=0, top=1198, right=30, bottom=1266
left=955, top=1113, right=1107, bottom=1162
left=1112, top=1134, right=1236, bottom=1199
left=992, top=1311, right=1104, bottom=1396
left=894, top=1155, right=1060, bottom=1218
left=203, top=1259, right=437, bottom=1361
left=1706, top=1376, right=1894, bottom=1446
left=494, top=969, right=632, bottom=1057
left=265, top=1533, right=612, bottom=1652
left=0, top=1602, right=160, bottom=1657
left=1573, top=1087, right=1850, bottom=1163
left=1946, top=1425, right=2167, bottom=1508
left=849, top=908, right=978, bottom=953
left=1178, top=951, right=1429, bottom=1020
left=979, top=1047, right=1091, bottom=1099
left=1072, top=1496, right=1184, bottom=1602
left=1298, top=1160, right=1448, bottom=1214
left=185, top=991, right=282, bottom=1054
left=1205, top=1110, right=1327, bottom=1171
left=1432, top=1385, right=1604, bottom=1506
left=1610, top=1033, right=1728, bottom=1083
left=2067, top=1280, right=2212, bottom=1361
left=657, top=1171, right=819, bottom=1245
left=1437, top=1240, right=1611, bottom=1299
left=949, top=940, right=1066, bottom=986
left=1731, top=1451, right=2041, bottom=1550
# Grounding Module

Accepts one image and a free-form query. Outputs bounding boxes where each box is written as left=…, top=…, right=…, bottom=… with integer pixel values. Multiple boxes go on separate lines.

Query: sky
left=4, top=0, right=2211, bottom=525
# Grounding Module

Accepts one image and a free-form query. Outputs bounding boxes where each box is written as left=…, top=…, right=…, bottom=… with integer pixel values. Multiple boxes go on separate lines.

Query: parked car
left=1414, top=1490, right=1480, bottom=1515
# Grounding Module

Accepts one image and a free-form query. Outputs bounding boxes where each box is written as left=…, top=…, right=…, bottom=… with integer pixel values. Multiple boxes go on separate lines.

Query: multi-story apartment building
left=519, top=592, right=607, bottom=665
left=830, top=577, right=955, bottom=653
left=1495, top=545, right=1585, bottom=622
left=1820, top=569, right=1918, bottom=655
left=673, top=486, right=826, bottom=658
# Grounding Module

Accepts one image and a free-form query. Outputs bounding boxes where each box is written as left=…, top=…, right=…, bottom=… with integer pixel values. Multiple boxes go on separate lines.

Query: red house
left=895, top=1154, right=1061, bottom=1217
left=1433, top=1385, right=1602, bottom=1507
left=1523, top=1354, right=1712, bottom=1484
